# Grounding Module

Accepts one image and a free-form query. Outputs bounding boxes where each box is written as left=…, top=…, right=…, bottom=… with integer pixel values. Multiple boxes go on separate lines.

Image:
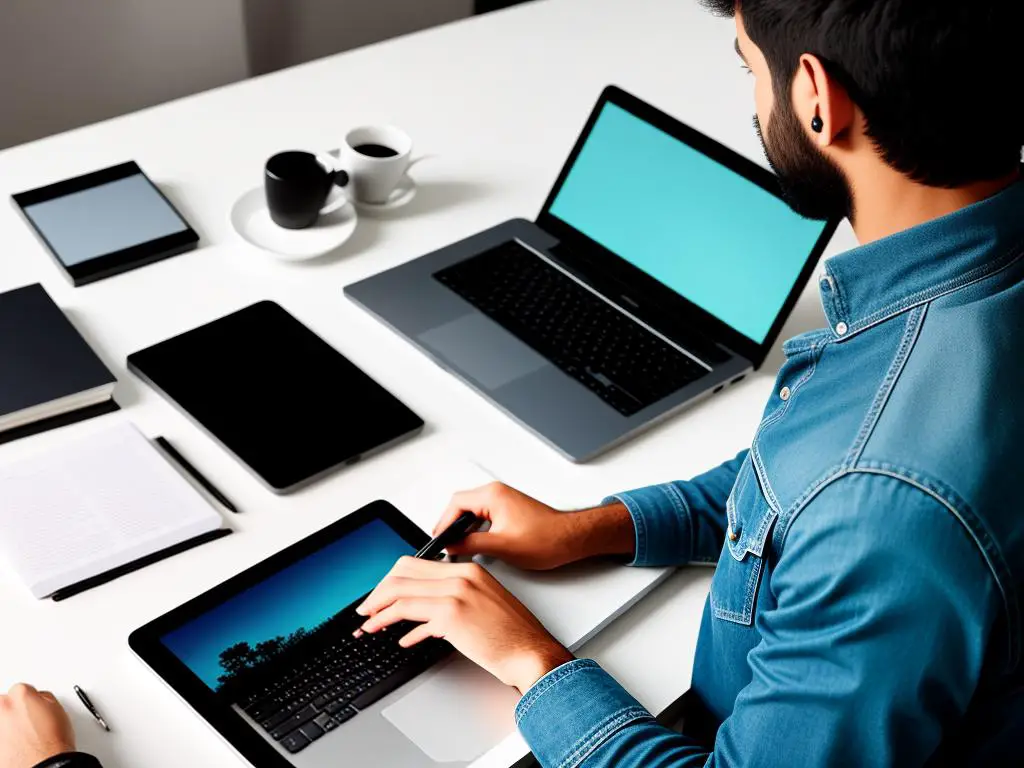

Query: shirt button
left=779, top=386, right=791, bottom=401
left=835, top=321, right=849, bottom=336
left=728, top=527, right=740, bottom=541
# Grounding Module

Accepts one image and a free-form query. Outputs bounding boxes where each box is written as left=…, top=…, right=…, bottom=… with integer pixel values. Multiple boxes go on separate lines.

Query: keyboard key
left=325, top=697, right=352, bottom=715
left=270, top=704, right=319, bottom=740
left=280, top=731, right=310, bottom=754
left=298, top=721, right=324, bottom=742
left=331, top=706, right=357, bottom=726
left=261, top=707, right=295, bottom=732
left=351, top=659, right=434, bottom=711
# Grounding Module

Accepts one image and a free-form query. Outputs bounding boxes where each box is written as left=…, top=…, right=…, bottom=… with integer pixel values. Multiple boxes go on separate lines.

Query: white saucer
left=229, top=186, right=357, bottom=261
left=352, top=174, right=417, bottom=213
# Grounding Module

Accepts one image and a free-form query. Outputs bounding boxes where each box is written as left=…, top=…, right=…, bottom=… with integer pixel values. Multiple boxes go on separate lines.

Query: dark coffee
left=353, top=143, right=399, bottom=158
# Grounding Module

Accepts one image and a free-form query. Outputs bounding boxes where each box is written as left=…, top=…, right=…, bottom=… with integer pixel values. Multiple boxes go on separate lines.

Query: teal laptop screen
left=548, top=102, right=827, bottom=344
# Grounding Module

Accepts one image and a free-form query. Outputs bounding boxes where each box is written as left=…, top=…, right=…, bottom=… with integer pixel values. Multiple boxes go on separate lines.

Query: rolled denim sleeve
left=519, top=473, right=999, bottom=767
left=515, top=660, right=662, bottom=764
left=607, top=449, right=747, bottom=567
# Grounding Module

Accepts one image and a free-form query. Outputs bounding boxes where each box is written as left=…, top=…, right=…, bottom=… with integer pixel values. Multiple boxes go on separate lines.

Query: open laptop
left=345, top=86, right=839, bottom=461
left=130, top=458, right=673, bottom=767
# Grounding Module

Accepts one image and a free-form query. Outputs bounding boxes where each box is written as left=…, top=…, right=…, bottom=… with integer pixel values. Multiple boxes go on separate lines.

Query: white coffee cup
left=331, top=125, right=421, bottom=205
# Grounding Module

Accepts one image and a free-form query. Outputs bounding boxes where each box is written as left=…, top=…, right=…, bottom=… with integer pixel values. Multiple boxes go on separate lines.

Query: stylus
left=156, top=436, right=239, bottom=514
left=415, top=512, right=479, bottom=560
left=74, top=685, right=110, bottom=732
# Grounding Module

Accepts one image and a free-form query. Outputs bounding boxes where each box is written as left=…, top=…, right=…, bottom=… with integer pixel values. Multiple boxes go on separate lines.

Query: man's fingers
left=434, top=486, right=492, bottom=535
left=393, top=556, right=483, bottom=579
left=357, top=576, right=459, bottom=616
left=398, top=622, right=441, bottom=648
left=382, top=556, right=452, bottom=581
left=8, top=683, right=37, bottom=699
left=443, top=531, right=510, bottom=558
left=38, top=691, right=57, bottom=704
left=358, top=597, right=451, bottom=634
left=357, top=556, right=493, bottom=627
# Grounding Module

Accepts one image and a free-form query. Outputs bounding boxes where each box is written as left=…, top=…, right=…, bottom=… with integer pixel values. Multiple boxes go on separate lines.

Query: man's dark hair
left=704, top=0, right=1024, bottom=188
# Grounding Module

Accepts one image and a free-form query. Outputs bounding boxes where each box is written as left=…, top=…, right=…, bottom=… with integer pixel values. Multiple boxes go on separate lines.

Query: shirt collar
left=819, top=175, right=1024, bottom=339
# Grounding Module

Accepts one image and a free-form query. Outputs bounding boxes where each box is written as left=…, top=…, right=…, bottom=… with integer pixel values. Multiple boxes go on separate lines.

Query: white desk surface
left=0, top=0, right=857, bottom=765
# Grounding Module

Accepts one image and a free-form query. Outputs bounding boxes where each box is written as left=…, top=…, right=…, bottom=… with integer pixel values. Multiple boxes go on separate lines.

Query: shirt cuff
left=605, top=484, right=693, bottom=567
left=515, top=659, right=654, bottom=768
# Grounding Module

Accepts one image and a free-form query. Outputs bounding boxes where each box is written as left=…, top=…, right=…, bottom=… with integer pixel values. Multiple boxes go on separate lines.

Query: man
left=5, top=0, right=1023, bottom=766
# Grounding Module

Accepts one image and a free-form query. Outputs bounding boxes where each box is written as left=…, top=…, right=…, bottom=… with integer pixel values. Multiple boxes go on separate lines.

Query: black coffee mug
left=264, top=151, right=351, bottom=229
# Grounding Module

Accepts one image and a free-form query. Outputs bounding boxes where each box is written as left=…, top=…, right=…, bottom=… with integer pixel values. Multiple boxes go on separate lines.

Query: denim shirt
left=516, top=177, right=1024, bottom=767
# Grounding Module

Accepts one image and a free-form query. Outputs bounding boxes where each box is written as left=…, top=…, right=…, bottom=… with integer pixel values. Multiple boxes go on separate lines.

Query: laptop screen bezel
left=534, top=85, right=839, bottom=368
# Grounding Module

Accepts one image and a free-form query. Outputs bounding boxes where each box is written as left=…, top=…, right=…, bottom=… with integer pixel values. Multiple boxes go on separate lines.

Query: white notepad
left=0, top=423, right=222, bottom=598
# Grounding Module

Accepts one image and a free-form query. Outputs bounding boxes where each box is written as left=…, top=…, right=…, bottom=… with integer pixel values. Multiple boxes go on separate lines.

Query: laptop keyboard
left=434, top=241, right=709, bottom=416
left=240, top=623, right=451, bottom=754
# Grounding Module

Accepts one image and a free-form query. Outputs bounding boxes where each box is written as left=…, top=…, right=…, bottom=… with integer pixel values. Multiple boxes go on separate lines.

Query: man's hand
left=356, top=557, right=575, bottom=694
left=0, top=683, right=76, bottom=768
left=434, top=482, right=635, bottom=570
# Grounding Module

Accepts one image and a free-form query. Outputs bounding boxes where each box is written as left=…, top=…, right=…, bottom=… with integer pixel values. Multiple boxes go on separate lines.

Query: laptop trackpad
left=382, top=656, right=519, bottom=763
left=419, top=314, right=547, bottom=391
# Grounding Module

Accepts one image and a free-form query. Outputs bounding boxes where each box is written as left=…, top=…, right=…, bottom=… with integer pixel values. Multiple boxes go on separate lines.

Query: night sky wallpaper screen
left=161, top=518, right=414, bottom=690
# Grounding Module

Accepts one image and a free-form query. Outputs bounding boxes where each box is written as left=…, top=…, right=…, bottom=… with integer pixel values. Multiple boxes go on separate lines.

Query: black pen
left=74, top=685, right=110, bottom=732
left=156, top=436, right=239, bottom=514
left=415, top=512, right=480, bottom=560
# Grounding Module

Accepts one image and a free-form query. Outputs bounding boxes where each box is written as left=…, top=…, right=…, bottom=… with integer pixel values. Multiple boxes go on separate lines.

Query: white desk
left=0, top=0, right=857, bottom=765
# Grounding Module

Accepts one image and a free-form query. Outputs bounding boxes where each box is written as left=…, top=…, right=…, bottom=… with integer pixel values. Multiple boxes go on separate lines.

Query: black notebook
left=127, top=301, right=424, bottom=494
left=0, top=283, right=118, bottom=444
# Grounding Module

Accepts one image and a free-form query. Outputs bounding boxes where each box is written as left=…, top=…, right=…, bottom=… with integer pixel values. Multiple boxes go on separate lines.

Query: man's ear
left=793, top=53, right=855, bottom=146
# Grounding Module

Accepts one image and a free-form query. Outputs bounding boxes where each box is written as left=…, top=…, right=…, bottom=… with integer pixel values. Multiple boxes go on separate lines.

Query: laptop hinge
left=515, top=239, right=714, bottom=372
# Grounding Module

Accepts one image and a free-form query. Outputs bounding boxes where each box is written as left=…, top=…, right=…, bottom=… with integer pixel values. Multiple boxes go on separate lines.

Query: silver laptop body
left=346, top=86, right=837, bottom=462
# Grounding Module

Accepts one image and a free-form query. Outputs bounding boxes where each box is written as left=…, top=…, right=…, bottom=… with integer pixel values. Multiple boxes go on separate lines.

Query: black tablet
left=127, top=301, right=424, bottom=493
left=11, top=161, right=199, bottom=287
left=129, top=500, right=446, bottom=768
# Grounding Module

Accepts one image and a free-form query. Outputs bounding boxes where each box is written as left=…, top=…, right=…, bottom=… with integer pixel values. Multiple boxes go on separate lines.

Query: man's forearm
left=566, top=502, right=636, bottom=560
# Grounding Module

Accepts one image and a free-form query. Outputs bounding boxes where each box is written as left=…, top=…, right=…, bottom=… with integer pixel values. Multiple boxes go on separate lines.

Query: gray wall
left=0, top=0, right=473, bottom=150
left=0, top=1, right=250, bottom=150
left=244, top=0, right=474, bottom=76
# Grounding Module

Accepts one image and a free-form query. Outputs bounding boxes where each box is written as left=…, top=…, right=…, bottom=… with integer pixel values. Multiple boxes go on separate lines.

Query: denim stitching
left=782, top=328, right=831, bottom=356
left=711, top=553, right=764, bottom=624
left=725, top=493, right=741, bottom=562
left=774, top=465, right=845, bottom=549
left=833, top=243, right=1024, bottom=341
left=515, top=659, right=601, bottom=723
left=555, top=707, right=654, bottom=768
left=851, top=465, right=1019, bottom=670
left=776, top=466, right=1019, bottom=671
left=725, top=459, right=777, bottom=562
left=751, top=432, right=782, bottom=515
left=751, top=340, right=824, bottom=515
left=855, top=242, right=1023, bottom=327
left=614, top=494, right=648, bottom=566
left=664, top=482, right=698, bottom=564
left=821, top=264, right=851, bottom=323
left=843, top=305, right=927, bottom=468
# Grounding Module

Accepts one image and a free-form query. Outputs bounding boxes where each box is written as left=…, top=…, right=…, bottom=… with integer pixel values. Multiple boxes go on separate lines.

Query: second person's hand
left=0, top=683, right=77, bottom=768
left=434, top=482, right=635, bottom=570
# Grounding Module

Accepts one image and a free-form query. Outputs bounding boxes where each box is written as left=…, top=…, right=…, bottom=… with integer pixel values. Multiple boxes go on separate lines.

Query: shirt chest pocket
left=710, top=460, right=777, bottom=627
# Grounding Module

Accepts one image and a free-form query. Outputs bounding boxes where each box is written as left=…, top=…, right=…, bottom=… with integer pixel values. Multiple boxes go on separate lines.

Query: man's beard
left=754, top=94, right=853, bottom=221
